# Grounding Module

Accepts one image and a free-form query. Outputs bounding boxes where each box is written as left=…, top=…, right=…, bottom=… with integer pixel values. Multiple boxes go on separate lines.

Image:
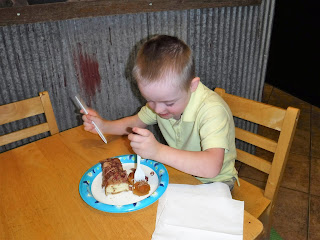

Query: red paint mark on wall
left=73, top=46, right=101, bottom=101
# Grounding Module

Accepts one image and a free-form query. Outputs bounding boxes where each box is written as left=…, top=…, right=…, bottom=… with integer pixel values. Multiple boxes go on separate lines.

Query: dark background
left=266, top=1, right=320, bottom=107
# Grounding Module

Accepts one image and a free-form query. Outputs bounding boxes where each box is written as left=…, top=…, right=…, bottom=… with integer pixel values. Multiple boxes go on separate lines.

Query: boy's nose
left=154, top=103, right=165, bottom=114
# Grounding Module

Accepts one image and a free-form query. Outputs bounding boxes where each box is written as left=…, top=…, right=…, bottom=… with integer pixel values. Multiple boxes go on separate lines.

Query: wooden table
left=0, top=126, right=263, bottom=239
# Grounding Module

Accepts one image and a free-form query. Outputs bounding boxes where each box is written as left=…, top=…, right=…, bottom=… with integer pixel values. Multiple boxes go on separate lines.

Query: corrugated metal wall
left=0, top=0, right=275, bottom=152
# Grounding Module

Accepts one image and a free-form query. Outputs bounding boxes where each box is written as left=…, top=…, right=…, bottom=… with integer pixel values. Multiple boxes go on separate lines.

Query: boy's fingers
left=130, top=141, right=139, bottom=149
left=82, top=114, right=89, bottom=121
left=86, top=108, right=96, bottom=116
left=128, top=133, right=140, bottom=142
left=83, top=121, right=94, bottom=129
left=85, top=114, right=95, bottom=122
left=82, top=114, right=94, bottom=123
left=80, top=108, right=99, bottom=117
left=132, top=127, right=150, bottom=137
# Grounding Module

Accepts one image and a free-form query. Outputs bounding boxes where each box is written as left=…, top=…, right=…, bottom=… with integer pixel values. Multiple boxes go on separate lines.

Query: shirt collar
left=181, top=81, right=206, bottom=122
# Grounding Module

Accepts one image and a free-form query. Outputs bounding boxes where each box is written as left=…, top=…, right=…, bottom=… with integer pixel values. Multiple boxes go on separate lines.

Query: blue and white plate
left=79, top=154, right=169, bottom=213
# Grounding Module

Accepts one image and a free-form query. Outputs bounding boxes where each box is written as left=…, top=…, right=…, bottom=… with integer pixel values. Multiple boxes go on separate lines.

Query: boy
left=82, top=35, right=238, bottom=189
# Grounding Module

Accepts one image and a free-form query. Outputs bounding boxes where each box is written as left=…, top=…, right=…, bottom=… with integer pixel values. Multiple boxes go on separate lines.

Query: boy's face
left=138, top=78, right=199, bottom=120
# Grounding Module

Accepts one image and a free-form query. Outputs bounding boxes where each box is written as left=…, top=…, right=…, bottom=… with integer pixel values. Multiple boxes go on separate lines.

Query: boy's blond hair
left=133, top=35, right=195, bottom=90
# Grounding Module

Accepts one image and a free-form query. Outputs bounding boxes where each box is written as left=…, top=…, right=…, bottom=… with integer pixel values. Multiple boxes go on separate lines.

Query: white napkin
left=152, top=182, right=244, bottom=240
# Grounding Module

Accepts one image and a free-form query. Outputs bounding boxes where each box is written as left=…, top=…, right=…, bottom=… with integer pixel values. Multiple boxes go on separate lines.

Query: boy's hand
left=128, top=127, right=162, bottom=160
left=81, top=108, right=105, bottom=134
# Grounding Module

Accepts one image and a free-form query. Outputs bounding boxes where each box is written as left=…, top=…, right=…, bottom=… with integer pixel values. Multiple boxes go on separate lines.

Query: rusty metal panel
left=0, top=0, right=275, bottom=152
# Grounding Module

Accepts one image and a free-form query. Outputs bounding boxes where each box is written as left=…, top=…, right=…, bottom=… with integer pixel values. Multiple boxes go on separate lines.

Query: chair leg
left=258, top=205, right=273, bottom=240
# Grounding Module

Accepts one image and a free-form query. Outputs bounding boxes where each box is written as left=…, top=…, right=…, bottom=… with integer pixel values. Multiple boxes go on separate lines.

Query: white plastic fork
left=134, top=154, right=146, bottom=182
left=74, top=95, right=107, bottom=144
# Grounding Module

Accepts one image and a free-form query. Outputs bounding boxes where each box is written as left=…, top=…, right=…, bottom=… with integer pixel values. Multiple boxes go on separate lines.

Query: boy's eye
left=166, top=103, right=174, bottom=107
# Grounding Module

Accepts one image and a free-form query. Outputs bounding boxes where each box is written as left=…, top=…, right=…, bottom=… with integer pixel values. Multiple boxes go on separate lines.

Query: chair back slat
left=0, top=97, right=44, bottom=125
left=236, top=149, right=272, bottom=174
left=235, top=127, right=278, bottom=153
left=214, top=88, right=287, bottom=131
left=0, top=91, right=59, bottom=147
left=0, top=123, right=50, bottom=146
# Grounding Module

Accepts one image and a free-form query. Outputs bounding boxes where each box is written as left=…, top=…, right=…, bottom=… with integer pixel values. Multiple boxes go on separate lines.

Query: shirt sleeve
left=199, top=104, right=231, bottom=152
left=137, top=105, right=158, bottom=125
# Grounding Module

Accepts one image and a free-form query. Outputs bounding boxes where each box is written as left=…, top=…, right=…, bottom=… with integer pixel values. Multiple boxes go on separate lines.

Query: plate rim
left=79, top=154, right=169, bottom=213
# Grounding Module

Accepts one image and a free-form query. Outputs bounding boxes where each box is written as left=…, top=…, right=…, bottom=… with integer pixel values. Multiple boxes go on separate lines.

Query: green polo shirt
left=138, top=82, right=238, bottom=183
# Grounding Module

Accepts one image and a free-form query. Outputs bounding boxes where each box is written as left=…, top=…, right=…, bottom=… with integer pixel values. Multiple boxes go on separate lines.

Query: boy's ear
left=190, top=77, right=200, bottom=92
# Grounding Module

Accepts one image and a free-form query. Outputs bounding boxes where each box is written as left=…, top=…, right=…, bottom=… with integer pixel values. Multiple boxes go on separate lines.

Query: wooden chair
left=0, top=91, right=59, bottom=146
left=214, top=88, right=300, bottom=239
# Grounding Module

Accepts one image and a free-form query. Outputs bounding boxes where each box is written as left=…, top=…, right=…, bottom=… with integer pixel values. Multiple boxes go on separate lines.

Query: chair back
left=0, top=91, right=59, bottom=146
left=214, top=88, right=300, bottom=237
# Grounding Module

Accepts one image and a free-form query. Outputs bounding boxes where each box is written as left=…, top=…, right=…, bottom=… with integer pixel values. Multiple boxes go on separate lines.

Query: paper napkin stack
left=152, top=182, right=244, bottom=240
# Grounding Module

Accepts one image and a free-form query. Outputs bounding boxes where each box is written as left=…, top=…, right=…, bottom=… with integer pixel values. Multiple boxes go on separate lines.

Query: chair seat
left=232, top=178, right=271, bottom=218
